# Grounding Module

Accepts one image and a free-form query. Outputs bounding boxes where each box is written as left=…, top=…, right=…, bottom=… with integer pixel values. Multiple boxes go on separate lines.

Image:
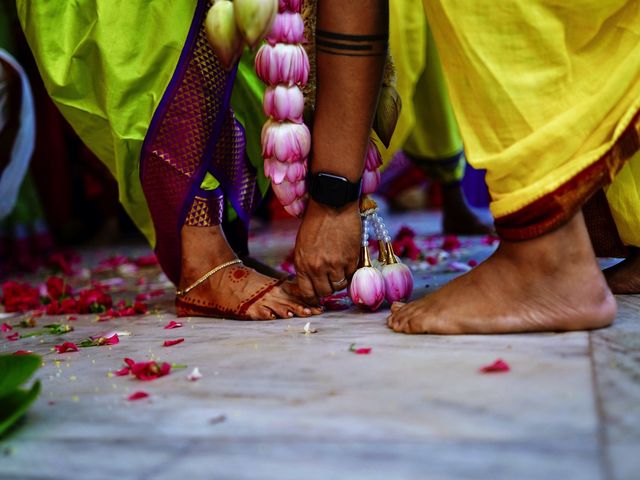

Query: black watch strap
left=307, top=172, right=362, bottom=208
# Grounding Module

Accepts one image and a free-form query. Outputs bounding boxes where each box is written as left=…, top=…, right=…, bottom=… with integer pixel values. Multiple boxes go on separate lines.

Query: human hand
left=293, top=199, right=361, bottom=304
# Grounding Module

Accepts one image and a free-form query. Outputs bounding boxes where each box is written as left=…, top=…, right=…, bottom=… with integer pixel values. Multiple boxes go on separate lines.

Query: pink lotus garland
left=257, top=2, right=310, bottom=217
left=362, top=139, right=383, bottom=195
left=278, top=0, right=303, bottom=12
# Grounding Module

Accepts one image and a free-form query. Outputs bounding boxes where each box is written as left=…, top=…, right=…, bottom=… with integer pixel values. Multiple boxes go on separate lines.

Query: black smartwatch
left=307, top=172, right=362, bottom=208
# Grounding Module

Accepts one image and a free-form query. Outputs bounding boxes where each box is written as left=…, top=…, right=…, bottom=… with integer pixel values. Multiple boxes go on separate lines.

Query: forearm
left=312, top=0, right=389, bottom=183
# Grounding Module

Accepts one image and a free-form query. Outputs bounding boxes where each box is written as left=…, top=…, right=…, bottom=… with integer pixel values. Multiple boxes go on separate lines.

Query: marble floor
left=0, top=210, right=638, bottom=480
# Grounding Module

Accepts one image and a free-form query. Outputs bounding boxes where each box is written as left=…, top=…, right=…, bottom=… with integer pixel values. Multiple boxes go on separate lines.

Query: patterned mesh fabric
left=140, top=0, right=259, bottom=285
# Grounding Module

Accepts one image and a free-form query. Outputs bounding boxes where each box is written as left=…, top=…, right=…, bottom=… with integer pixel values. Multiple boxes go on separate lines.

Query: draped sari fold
left=18, top=0, right=265, bottom=283
left=422, top=0, right=640, bottom=242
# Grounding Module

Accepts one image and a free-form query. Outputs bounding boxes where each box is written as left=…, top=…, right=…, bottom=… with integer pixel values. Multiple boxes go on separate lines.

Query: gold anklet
left=176, top=259, right=242, bottom=297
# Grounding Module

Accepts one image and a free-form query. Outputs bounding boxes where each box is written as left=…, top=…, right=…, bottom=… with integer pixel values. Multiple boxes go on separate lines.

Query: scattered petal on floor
left=303, top=322, right=318, bottom=335
left=163, top=338, right=185, bottom=347
left=127, top=391, right=150, bottom=401
left=479, top=359, right=510, bottom=373
left=187, top=367, right=202, bottom=381
left=349, top=343, right=372, bottom=355
left=55, top=342, right=79, bottom=354
left=164, top=321, right=183, bottom=330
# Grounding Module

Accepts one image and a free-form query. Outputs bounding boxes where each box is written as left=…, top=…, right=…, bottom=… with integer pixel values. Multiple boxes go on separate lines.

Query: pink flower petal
left=163, top=338, right=185, bottom=347
left=1, top=322, right=13, bottom=332
left=54, top=341, right=79, bottom=354
left=114, top=367, right=130, bottom=376
left=127, top=391, right=150, bottom=401
left=479, top=359, right=510, bottom=373
left=349, top=344, right=372, bottom=355
left=164, top=321, right=183, bottom=330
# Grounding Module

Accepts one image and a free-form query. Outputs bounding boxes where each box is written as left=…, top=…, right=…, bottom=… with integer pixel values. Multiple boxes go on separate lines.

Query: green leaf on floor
left=0, top=354, right=42, bottom=438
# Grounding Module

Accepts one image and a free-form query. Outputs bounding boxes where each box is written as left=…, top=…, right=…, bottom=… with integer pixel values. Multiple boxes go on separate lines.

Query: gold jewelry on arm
left=175, top=258, right=242, bottom=297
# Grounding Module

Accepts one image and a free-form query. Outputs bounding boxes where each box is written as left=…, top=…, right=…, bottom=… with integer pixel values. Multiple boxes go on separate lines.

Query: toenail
left=303, top=308, right=311, bottom=315
left=288, top=311, right=294, bottom=317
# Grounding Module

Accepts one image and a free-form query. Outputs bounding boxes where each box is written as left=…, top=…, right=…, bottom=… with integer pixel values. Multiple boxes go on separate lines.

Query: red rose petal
left=479, top=359, right=510, bottom=373
left=164, top=321, right=182, bottom=330
left=13, top=350, right=33, bottom=355
left=6, top=332, right=20, bottom=341
left=354, top=347, right=372, bottom=355
left=114, top=367, right=130, bottom=376
left=163, top=338, right=184, bottom=347
left=54, top=341, right=79, bottom=354
left=1, top=322, right=13, bottom=332
left=127, top=391, right=150, bottom=401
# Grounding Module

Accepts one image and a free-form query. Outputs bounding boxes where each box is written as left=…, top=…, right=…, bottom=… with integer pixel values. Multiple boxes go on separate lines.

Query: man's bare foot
left=442, top=183, right=493, bottom=235
left=604, top=248, right=640, bottom=294
left=387, top=212, right=617, bottom=334
left=177, top=225, right=321, bottom=320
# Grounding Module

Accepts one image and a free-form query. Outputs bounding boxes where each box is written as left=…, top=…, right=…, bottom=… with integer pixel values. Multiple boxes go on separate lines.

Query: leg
left=604, top=248, right=640, bottom=294
left=178, top=225, right=321, bottom=320
left=440, top=181, right=493, bottom=235
left=387, top=211, right=616, bottom=334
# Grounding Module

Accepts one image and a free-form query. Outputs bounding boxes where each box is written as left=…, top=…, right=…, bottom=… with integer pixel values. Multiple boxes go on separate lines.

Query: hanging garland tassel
left=349, top=194, right=414, bottom=310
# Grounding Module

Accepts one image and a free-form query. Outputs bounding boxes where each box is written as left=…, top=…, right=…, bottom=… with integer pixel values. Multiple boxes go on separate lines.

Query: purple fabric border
left=139, top=0, right=205, bottom=183
left=180, top=67, right=239, bottom=229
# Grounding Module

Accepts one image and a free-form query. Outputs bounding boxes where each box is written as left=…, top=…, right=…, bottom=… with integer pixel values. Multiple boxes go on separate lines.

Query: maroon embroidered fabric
left=140, top=0, right=260, bottom=285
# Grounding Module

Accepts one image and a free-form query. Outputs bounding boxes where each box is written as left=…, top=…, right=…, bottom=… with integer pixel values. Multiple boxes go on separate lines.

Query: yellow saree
left=422, top=0, right=640, bottom=243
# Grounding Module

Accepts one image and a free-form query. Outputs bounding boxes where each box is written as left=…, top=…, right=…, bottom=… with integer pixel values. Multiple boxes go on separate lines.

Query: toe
left=391, top=302, right=405, bottom=313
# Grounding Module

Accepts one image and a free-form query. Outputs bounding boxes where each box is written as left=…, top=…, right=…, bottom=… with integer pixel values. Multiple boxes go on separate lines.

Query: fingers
left=312, top=273, right=333, bottom=299
left=294, top=272, right=320, bottom=305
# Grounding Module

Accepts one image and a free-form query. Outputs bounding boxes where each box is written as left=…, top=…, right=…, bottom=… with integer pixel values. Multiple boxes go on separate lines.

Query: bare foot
left=240, top=255, right=290, bottom=281
left=387, top=212, right=617, bottom=334
left=176, top=225, right=321, bottom=320
left=604, top=248, right=640, bottom=294
left=442, top=183, right=493, bottom=235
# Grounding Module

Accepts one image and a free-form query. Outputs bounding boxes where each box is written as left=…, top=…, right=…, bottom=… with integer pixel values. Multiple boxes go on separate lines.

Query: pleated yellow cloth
left=385, top=0, right=464, bottom=182
left=422, top=0, right=640, bottom=241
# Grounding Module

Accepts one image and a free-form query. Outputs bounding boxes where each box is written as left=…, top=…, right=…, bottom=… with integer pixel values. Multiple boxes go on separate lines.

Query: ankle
left=180, top=225, right=237, bottom=283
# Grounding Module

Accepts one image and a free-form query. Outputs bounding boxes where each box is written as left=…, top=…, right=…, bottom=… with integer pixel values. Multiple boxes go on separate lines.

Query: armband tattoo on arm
left=316, top=29, right=388, bottom=57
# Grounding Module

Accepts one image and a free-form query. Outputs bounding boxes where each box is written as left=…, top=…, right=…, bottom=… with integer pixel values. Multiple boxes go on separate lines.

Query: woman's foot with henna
left=604, top=248, right=640, bottom=294
left=387, top=212, right=616, bottom=334
left=177, top=225, right=321, bottom=320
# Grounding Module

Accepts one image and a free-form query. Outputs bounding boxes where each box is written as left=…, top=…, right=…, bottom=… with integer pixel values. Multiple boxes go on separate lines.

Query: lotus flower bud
left=373, top=85, right=402, bottom=148
left=349, top=266, right=385, bottom=311
left=349, top=245, right=386, bottom=311
left=263, top=85, right=304, bottom=122
left=381, top=262, right=413, bottom=303
left=283, top=197, right=307, bottom=217
left=279, top=0, right=303, bottom=13
left=264, top=157, right=307, bottom=184
left=205, top=0, right=245, bottom=70
left=365, top=139, right=383, bottom=170
left=261, top=119, right=311, bottom=163
left=272, top=179, right=306, bottom=204
left=255, top=43, right=309, bottom=86
left=234, top=0, right=278, bottom=48
left=361, top=168, right=381, bottom=195
left=267, top=12, right=305, bottom=45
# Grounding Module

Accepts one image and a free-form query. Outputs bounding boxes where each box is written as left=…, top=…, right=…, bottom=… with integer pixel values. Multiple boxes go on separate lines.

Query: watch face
left=312, top=173, right=351, bottom=208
